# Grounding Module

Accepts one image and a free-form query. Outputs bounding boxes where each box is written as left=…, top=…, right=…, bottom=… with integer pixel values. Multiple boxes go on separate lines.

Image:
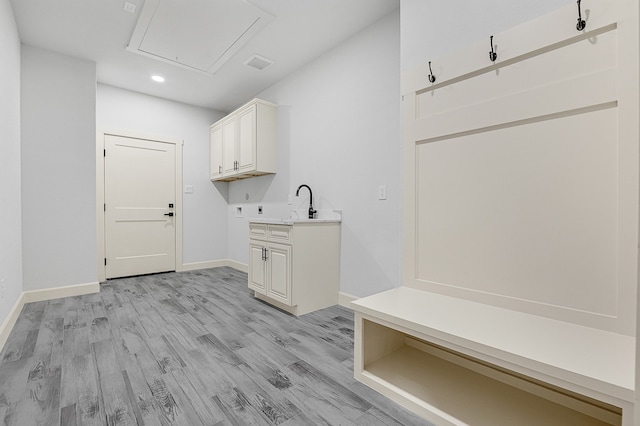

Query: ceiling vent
left=127, top=0, right=274, bottom=75
left=244, top=54, right=274, bottom=71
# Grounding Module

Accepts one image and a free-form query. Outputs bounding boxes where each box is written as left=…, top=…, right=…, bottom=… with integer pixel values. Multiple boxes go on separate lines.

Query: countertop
left=248, top=209, right=342, bottom=225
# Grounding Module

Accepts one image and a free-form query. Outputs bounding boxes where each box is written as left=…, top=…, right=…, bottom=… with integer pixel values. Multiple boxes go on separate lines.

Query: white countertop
left=249, top=209, right=342, bottom=225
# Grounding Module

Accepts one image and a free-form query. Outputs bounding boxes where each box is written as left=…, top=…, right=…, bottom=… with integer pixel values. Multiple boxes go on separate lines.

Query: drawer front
left=268, top=225, right=291, bottom=242
left=249, top=223, right=268, bottom=239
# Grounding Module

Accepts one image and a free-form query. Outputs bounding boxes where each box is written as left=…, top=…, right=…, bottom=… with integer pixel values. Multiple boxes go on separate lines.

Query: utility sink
left=249, top=209, right=342, bottom=225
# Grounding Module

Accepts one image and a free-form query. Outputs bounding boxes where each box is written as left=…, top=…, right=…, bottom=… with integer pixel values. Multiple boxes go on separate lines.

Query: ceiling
left=10, top=0, right=399, bottom=112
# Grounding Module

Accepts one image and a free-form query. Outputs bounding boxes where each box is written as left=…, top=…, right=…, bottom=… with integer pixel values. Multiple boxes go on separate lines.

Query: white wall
left=227, top=11, right=402, bottom=298
left=401, top=0, right=574, bottom=70
left=0, top=0, right=22, bottom=325
left=20, top=46, right=97, bottom=291
left=96, top=84, right=228, bottom=265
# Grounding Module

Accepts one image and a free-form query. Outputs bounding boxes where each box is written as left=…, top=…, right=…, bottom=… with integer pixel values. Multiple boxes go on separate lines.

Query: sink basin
left=249, top=209, right=342, bottom=225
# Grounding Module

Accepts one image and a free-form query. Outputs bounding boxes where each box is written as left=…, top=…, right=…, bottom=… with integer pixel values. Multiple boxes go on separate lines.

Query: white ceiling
left=10, top=0, right=399, bottom=112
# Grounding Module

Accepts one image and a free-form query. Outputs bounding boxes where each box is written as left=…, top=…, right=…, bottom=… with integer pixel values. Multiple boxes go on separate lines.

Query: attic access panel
left=127, top=0, right=273, bottom=74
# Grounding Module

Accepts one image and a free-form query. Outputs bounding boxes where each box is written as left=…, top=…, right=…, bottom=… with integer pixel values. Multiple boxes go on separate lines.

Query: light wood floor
left=0, top=267, right=429, bottom=425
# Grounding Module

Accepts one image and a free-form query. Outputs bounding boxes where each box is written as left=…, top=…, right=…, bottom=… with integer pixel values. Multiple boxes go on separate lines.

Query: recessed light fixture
left=123, top=2, right=136, bottom=14
left=151, top=75, right=165, bottom=83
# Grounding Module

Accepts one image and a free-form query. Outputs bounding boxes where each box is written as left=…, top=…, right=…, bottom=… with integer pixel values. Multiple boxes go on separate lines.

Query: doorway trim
left=96, top=129, right=183, bottom=282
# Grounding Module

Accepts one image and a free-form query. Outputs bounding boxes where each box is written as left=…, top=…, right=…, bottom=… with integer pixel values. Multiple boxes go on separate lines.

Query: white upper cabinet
left=210, top=98, right=277, bottom=182
left=209, top=123, right=223, bottom=180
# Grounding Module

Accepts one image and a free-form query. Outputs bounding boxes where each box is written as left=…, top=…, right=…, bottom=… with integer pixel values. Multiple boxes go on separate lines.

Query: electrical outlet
left=235, top=206, right=243, bottom=218
left=287, top=194, right=292, bottom=205
left=0, top=278, right=5, bottom=299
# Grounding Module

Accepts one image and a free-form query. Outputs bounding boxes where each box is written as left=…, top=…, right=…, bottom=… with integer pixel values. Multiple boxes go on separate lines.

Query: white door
left=267, top=242, right=291, bottom=305
left=222, top=118, right=237, bottom=176
left=237, top=104, right=256, bottom=173
left=248, top=241, right=267, bottom=294
left=210, top=124, right=223, bottom=179
left=105, top=135, right=176, bottom=279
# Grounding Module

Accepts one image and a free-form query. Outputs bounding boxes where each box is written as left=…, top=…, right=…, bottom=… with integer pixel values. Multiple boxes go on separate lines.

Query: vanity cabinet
left=248, top=221, right=340, bottom=316
left=210, top=98, right=276, bottom=182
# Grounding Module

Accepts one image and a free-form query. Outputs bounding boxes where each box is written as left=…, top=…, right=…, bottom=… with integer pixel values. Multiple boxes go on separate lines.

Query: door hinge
left=104, top=258, right=107, bottom=265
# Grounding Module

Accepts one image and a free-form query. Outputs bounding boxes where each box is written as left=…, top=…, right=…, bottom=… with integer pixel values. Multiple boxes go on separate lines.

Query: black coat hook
left=489, top=36, right=497, bottom=62
left=576, top=0, right=586, bottom=31
left=428, top=61, right=436, bottom=83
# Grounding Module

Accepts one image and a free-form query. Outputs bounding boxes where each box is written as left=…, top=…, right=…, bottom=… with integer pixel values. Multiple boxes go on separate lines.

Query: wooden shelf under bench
left=352, top=287, right=635, bottom=426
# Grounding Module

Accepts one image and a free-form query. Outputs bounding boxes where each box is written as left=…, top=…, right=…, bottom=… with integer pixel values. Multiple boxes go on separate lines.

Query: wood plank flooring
left=0, top=267, right=430, bottom=425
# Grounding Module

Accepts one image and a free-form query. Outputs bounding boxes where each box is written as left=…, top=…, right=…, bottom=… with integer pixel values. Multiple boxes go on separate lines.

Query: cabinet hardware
left=264, top=248, right=268, bottom=260
left=164, top=212, right=174, bottom=217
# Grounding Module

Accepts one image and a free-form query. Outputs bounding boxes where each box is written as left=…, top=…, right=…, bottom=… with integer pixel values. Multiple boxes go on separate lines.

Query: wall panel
left=403, top=0, right=638, bottom=334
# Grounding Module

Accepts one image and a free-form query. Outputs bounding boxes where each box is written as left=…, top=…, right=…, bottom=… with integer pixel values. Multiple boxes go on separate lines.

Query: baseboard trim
left=22, top=281, right=101, bottom=304
left=0, top=293, right=26, bottom=355
left=338, top=292, right=359, bottom=309
left=225, top=259, right=248, bottom=273
left=182, top=260, right=230, bottom=271
left=182, top=259, right=248, bottom=273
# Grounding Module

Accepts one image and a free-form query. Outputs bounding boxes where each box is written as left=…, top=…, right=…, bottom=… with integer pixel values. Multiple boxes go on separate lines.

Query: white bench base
left=352, top=287, right=635, bottom=426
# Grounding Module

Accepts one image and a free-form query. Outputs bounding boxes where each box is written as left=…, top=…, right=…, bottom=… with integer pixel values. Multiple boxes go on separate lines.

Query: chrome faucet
left=296, top=184, right=317, bottom=219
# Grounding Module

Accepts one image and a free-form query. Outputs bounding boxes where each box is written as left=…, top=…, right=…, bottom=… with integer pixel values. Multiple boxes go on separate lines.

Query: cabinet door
left=210, top=124, right=223, bottom=180
left=248, top=241, right=267, bottom=294
left=222, top=117, right=237, bottom=176
left=237, top=104, right=257, bottom=173
left=266, top=242, right=292, bottom=305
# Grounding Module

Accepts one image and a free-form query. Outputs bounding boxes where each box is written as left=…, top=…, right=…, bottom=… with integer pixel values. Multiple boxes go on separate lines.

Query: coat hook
left=428, top=61, right=436, bottom=83
left=576, top=0, right=586, bottom=31
left=489, top=36, right=497, bottom=62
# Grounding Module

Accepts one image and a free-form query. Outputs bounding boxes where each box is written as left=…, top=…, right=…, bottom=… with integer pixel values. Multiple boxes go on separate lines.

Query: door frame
left=96, top=129, right=184, bottom=282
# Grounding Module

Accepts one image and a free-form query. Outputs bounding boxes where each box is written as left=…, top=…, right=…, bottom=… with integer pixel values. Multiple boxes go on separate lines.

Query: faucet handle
left=308, top=207, right=317, bottom=219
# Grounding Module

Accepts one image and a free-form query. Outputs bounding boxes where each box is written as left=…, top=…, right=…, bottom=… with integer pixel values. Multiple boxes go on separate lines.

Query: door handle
left=164, top=212, right=174, bottom=217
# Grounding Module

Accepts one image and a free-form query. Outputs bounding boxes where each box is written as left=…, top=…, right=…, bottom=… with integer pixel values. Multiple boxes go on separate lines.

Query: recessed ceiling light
left=123, top=2, right=136, bottom=13
left=151, top=75, right=165, bottom=83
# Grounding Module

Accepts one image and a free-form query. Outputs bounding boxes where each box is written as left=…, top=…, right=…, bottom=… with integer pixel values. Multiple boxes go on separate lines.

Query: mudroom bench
left=352, top=287, right=635, bottom=426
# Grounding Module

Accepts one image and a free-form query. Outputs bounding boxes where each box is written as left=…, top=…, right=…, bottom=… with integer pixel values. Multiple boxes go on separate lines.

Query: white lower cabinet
left=248, top=221, right=340, bottom=316
left=249, top=239, right=291, bottom=305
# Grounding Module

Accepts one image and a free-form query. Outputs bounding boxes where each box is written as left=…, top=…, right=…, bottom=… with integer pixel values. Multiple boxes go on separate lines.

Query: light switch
left=378, top=185, right=387, bottom=200
left=184, top=185, right=193, bottom=194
